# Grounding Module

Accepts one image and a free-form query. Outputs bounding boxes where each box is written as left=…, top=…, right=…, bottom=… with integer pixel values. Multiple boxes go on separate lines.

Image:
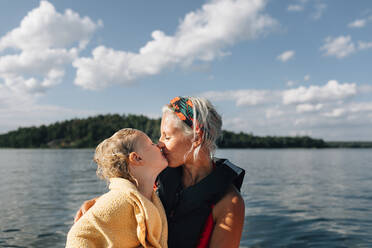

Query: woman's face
left=158, top=112, right=193, bottom=168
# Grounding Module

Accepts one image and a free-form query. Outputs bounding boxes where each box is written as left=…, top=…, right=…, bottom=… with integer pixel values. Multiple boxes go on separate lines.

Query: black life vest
left=157, top=158, right=245, bottom=248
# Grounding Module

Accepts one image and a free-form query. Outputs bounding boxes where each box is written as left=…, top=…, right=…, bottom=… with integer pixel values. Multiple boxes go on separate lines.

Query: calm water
left=0, top=149, right=371, bottom=248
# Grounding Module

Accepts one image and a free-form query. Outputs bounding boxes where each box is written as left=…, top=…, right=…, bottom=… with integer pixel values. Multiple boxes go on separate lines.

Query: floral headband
left=169, top=96, right=203, bottom=132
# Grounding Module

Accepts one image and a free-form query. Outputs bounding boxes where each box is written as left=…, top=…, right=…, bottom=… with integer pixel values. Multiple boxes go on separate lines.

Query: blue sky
left=0, top=0, right=371, bottom=141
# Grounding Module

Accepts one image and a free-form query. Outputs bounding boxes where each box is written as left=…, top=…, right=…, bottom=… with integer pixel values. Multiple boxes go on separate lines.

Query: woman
left=75, top=96, right=245, bottom=248
left=67, top=128, right=168, bottom=248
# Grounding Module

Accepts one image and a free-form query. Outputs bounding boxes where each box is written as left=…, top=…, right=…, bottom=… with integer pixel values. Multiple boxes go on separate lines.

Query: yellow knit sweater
left=66, top=178, right=168, bottom=248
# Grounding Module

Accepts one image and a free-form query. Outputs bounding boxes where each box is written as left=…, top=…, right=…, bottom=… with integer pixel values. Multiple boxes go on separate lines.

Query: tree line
left=0, top=114, right=370, bottom=148
left=0, top=114, right=160, bottom=148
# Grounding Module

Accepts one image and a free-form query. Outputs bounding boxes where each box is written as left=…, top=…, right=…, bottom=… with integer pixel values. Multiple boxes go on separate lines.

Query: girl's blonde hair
left=94, top=128, right=139, bottom=185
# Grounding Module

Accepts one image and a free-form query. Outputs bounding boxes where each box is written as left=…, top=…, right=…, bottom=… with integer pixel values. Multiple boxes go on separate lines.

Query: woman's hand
left=73, top=197, right=99, bottom=223
left=209, top=186, right=245, bottom=248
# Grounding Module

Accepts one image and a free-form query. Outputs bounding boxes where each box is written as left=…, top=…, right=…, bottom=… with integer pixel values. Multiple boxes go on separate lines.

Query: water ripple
left=1, top=148, right=372, bottom=247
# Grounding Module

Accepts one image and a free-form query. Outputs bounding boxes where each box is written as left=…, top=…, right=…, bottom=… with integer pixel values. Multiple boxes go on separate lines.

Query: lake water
left=0, top=148, right=371, bottom=247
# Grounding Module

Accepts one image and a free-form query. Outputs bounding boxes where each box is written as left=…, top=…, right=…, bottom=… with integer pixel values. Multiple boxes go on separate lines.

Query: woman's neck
left=182, top=153, right=213, bottom=188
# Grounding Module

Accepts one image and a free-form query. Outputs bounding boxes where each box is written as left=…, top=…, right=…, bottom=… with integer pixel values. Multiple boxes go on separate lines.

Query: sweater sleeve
left=66, top=190, right=140, bottom=248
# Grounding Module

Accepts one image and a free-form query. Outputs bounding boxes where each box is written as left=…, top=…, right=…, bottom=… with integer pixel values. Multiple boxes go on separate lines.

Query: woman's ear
left=128, top=152, right=143, bottom=166
left=192, top=132, right=203, bottom=148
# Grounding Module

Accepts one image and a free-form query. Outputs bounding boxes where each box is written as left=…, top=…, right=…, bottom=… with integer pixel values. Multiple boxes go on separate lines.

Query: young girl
left=66, top=128, right=168, bottom=248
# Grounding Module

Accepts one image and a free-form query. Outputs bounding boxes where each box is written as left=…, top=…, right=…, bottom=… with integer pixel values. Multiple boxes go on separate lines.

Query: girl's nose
left=157, top=141, right=165, bottom=149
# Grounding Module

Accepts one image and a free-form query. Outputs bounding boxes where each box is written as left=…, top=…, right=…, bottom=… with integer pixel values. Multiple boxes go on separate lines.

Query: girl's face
left=136, top=132, right=168, bottom=171
left=158, top=112, right=193, bottom=168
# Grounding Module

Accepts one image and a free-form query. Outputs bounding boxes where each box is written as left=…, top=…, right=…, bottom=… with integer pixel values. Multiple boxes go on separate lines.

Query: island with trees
left=0, top=114, right=371, bottom=148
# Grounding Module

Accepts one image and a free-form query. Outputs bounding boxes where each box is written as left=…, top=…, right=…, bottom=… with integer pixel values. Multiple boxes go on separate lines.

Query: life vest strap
left=196, top=204, right=214, bottom=248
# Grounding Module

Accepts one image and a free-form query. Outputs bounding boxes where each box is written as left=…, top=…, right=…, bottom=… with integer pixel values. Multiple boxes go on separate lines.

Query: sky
left=0, top=0, right=371, bottom=141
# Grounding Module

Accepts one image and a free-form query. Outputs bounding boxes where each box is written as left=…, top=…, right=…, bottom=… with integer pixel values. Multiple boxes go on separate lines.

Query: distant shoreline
left=1, top=114, right=371, bottom=149
left=1, top=146, right=372, bottom=150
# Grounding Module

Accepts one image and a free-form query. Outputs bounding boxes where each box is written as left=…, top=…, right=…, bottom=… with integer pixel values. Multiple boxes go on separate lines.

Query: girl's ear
left=128, top=152, right=143, bottom=166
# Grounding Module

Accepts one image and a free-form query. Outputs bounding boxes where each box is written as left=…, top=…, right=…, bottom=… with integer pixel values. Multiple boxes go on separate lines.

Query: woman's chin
left=166, top=162, right=182, bottom=168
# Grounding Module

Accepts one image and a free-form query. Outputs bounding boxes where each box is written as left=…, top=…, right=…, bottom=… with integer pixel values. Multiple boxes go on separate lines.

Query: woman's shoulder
left=213, top=184, right=245, bottom=221
left=212, top=158, right=245, bottom=220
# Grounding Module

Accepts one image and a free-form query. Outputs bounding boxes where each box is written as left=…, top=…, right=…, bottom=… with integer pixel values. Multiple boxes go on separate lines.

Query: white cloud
left=348, top=19, right=367, bottom=28
left=277, top=50, right=295, bottom=62
left=358, top=41, right=372, bottom=50
left=265, top=107, right=284, bottom=118
left=320, top=35, right=372, bottom=58
left=283, top=80, right=357, bottom=105
left=0, top=0, right=101, bottom=104
left=358, top=84, right=372, bottom=94
left=287, top=5, right=304, bottom=12
left=320, top=36, right=356, bottom=58
left=287, top=1, right=327, bottom=21
left=0, top=49, right=77, bottom=94
left=0, top=0, right=102, bottom=133
left=0, top=82, right=34, bottom=109
left=312, top=3, right=327, bottom=20
left=201, top=89, right=272, bottom=106
left=73, top=0, right=278, bottom=90
left=349, top=102, right=372, bottom=113
left=0, top=1, right=100, bottom=52
left=200, top=80, right=372, bottom=140
left=348, top=15, right=372, bottom=28
left=296, top=103, right=323, bottom=113
left=302, top=102, right=372, bottom=120
left=203, top=80, right=359, bottom=109
left=287, top=0, right=308, bottom=12
left=323, top=108, right=346, bottom=118
left=286, top=75, right=310, bottom=88
left=287, top=80, right=296, bottom=87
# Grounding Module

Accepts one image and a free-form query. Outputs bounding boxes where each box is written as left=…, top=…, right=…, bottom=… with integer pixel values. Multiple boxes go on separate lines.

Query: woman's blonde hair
left=94, top=128, right=139, bottom=184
